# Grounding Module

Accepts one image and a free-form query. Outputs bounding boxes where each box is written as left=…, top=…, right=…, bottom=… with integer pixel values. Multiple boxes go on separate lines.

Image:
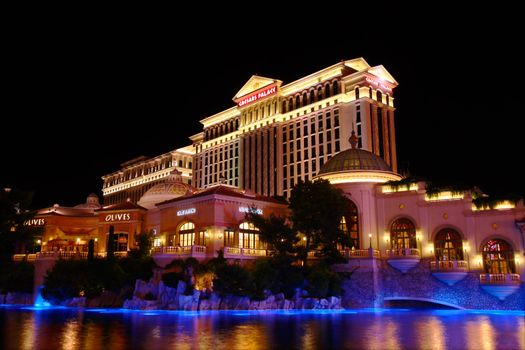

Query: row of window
left=204, top=118, right=240, bottom=142
left=104, top=157, right=191, bottom=188
left=282, top=80, right=340, bottom=113
left=240, top=98, right=279, bottom=126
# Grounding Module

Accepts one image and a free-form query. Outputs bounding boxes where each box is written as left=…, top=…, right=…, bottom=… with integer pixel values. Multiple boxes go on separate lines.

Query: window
left=333, top=81, right=339, bottom=95
left=390, top=218, right=416, bottom=250
left=303, top=92, right=308, bottom=106
left=340, top=199, right=359, bottom=248
left=179, top=222, right=195, bottom=247
left=224, top=230, right=235, bottom=247
left=482, top=239, right=516, bottom=274
left=324, top=84, right=330, bottom=98
left=355, top=87, right=360, bottom=99
left=376, top=90, right=382, bottom=103
left=310, top=90, right=315, bottom=103
left=434, top=228, right=464, bottom=261
left=239, top=222, right=263, bottom=250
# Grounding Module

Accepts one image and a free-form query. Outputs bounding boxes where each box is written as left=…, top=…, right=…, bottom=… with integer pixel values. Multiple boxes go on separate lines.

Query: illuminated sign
left=239, top=207, right=263, bottom=215
left=105, top=213, right=131, bottom=222
left=238, top=85, right=277, bottom=107
left=365, top=77, right=392, bottom=91
left=24, top=218, right=46, bottom=226
left=177, top=208, right=196, bottom=216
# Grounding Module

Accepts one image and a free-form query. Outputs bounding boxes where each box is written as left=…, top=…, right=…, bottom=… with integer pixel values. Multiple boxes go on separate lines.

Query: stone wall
left=122, top=278, right=342, bottom=311
left=342, top=258, right=524, bottom=310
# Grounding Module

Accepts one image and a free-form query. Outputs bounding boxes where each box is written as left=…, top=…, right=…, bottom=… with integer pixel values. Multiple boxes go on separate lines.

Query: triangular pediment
left=233, top=75, right=282, bottom=100
left=367, top=65, right=398, bottom=85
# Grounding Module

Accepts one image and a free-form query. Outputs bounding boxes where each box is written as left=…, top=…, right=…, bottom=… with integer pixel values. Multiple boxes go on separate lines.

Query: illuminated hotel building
left=192, top=57, right=398, bottom=198
left=21, top=58, right=523, bottom=307
left=101, top=146, right=193, bottom=205
left=101, top=58, right=398, bottom=203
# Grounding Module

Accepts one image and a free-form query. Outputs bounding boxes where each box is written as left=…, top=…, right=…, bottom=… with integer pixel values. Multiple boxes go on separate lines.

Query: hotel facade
left=19, top=58, right=524, bottom=305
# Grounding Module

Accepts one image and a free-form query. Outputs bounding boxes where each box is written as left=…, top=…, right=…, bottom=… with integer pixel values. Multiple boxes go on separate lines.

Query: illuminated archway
left=340, top=199, right=359, bottom=248
left=239, top=221, right=263, bottom=250
left=390, top=218, right=416, bottom=250
left=178, top=221, right=195, bottom=247
left=482, top=239, right=516, bottom=274
left=434, top=228, right=464, bottom=261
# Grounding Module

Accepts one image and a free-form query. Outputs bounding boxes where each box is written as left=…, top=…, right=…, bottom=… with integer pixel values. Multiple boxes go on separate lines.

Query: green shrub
left=213, top=264, right=251, bottom=297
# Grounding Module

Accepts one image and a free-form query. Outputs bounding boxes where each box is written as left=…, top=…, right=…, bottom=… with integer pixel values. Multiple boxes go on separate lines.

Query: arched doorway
left=390, top=218, right=416, bottom=250
left=239, top=221, right=264, bottom=250
left=178, top=222, right=195, bottom=247
left=340, top=200, right=359, bottom=248
left=434, top=228, right=464, bottom=261
left=482, top=239, right=516, bottom=274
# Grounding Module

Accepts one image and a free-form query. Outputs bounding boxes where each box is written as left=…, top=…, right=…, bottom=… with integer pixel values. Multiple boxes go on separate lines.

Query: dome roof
left=138, top=169, right=193, bottom=209
left=318, top=148, right=392, bottom=175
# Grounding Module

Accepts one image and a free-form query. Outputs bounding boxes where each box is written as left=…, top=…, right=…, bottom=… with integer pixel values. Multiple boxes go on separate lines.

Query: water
left=0, top=306, right=523, bottom=349
left=34, top=286, right=51, bottom=307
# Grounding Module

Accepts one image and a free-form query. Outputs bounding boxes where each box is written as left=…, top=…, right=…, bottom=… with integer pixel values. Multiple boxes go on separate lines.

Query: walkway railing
left=346, top=249, right=381, bottom=258
left=152, top=245, right=206, bottom=256
left=479, top=273, right=521, bottom=285
left=224, top=246, right=267, bottom=258
left=430, top=260, right=468, bottom=271
left=12, top=253, right=37, bottom=262
left=386, top=248, right=420, bottom=258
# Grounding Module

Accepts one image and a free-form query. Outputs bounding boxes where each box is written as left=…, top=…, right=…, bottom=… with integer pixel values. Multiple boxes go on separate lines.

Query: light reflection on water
left=1, top=307, right=524, bottom=349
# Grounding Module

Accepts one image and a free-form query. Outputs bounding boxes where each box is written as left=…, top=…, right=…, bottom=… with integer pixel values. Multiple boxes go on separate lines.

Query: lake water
left=1, top=306, right=524, bottom=349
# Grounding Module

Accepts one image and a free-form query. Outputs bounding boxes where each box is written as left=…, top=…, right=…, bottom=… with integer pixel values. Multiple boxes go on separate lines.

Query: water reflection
left=1, top=307, right=524, bottom=349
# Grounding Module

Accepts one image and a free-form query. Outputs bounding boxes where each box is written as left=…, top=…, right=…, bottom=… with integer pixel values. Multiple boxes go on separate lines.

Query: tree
left=289, top=179, right=350, bottom=264
left=128, top=231, right=153, bottom=259
left=0, top=188, right=42, bottom=262
left=88, top=239, right=95, bottom=263
left=246, top=211, right=298, bottom=258
left=106, top=225, right=115, bottom=261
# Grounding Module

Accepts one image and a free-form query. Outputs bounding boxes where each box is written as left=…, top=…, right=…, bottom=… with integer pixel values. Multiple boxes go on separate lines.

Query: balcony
left=224, top=247, right=267, bottom=259
left=430, top=260, right=468, bottom=286
left=152, top=245, right=207, bottom=267
left=12, top=254, right=37, bottom=262
left=345, top=249, right=381, bottom=259
left=386, top=248, right=420, bottom=273
left=479, top=273, right=521, bottom=300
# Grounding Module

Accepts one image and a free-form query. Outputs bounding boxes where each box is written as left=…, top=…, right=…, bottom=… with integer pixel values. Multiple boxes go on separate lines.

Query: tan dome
left=138, top=169, right=193, bottom=209
left=318, top=148, right=392, bottom=174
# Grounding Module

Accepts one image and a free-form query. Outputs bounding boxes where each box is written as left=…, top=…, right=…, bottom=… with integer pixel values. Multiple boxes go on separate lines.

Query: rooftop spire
left=349, top=123, right=358, bottom=149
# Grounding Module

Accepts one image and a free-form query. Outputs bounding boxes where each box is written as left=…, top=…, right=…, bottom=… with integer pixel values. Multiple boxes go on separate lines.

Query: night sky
left=2, top=20, right=523, bottom=209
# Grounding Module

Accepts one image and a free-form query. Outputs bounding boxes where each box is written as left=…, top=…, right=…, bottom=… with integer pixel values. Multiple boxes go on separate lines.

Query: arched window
left=178, top=222, right=195, bottom=247
left=376, top=90, right=382, bottom=103
left=282, top=100, right=286, bottom=113
left=295, top=95, right=300, bottom=109
left=288, top=98, right=293, bottom=111
left=324, top=84, right=331, bottom=98
left=355, top=87, right=360, bottom=99
left=310, top=90, right=315, bottom=103
left=302, top=92, right=308, bottom=106
left=239, top=221, right=263, bottom=249
left=390, top=218, right=416, bottom=249
left=317, top=86, right=323, bottom=100
left=434, top=228, right=463, bottom=261
left=482, top=239, right=515, bottom=274
left=339, top=200, right=359, bottom=248
left=333, top=81, right=339, bottom=95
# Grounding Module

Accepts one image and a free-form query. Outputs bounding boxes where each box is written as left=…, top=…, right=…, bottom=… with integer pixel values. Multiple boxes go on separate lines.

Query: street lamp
left=368, top=233, right=372, bottom=249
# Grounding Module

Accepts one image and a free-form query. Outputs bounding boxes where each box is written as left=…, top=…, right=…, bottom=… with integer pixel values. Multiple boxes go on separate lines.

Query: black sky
left=2, top=17, right=524, bottom=209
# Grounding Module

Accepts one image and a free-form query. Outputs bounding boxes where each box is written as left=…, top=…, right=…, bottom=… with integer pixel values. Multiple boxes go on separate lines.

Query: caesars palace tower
left=101, top=58, right=398, bottom=204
